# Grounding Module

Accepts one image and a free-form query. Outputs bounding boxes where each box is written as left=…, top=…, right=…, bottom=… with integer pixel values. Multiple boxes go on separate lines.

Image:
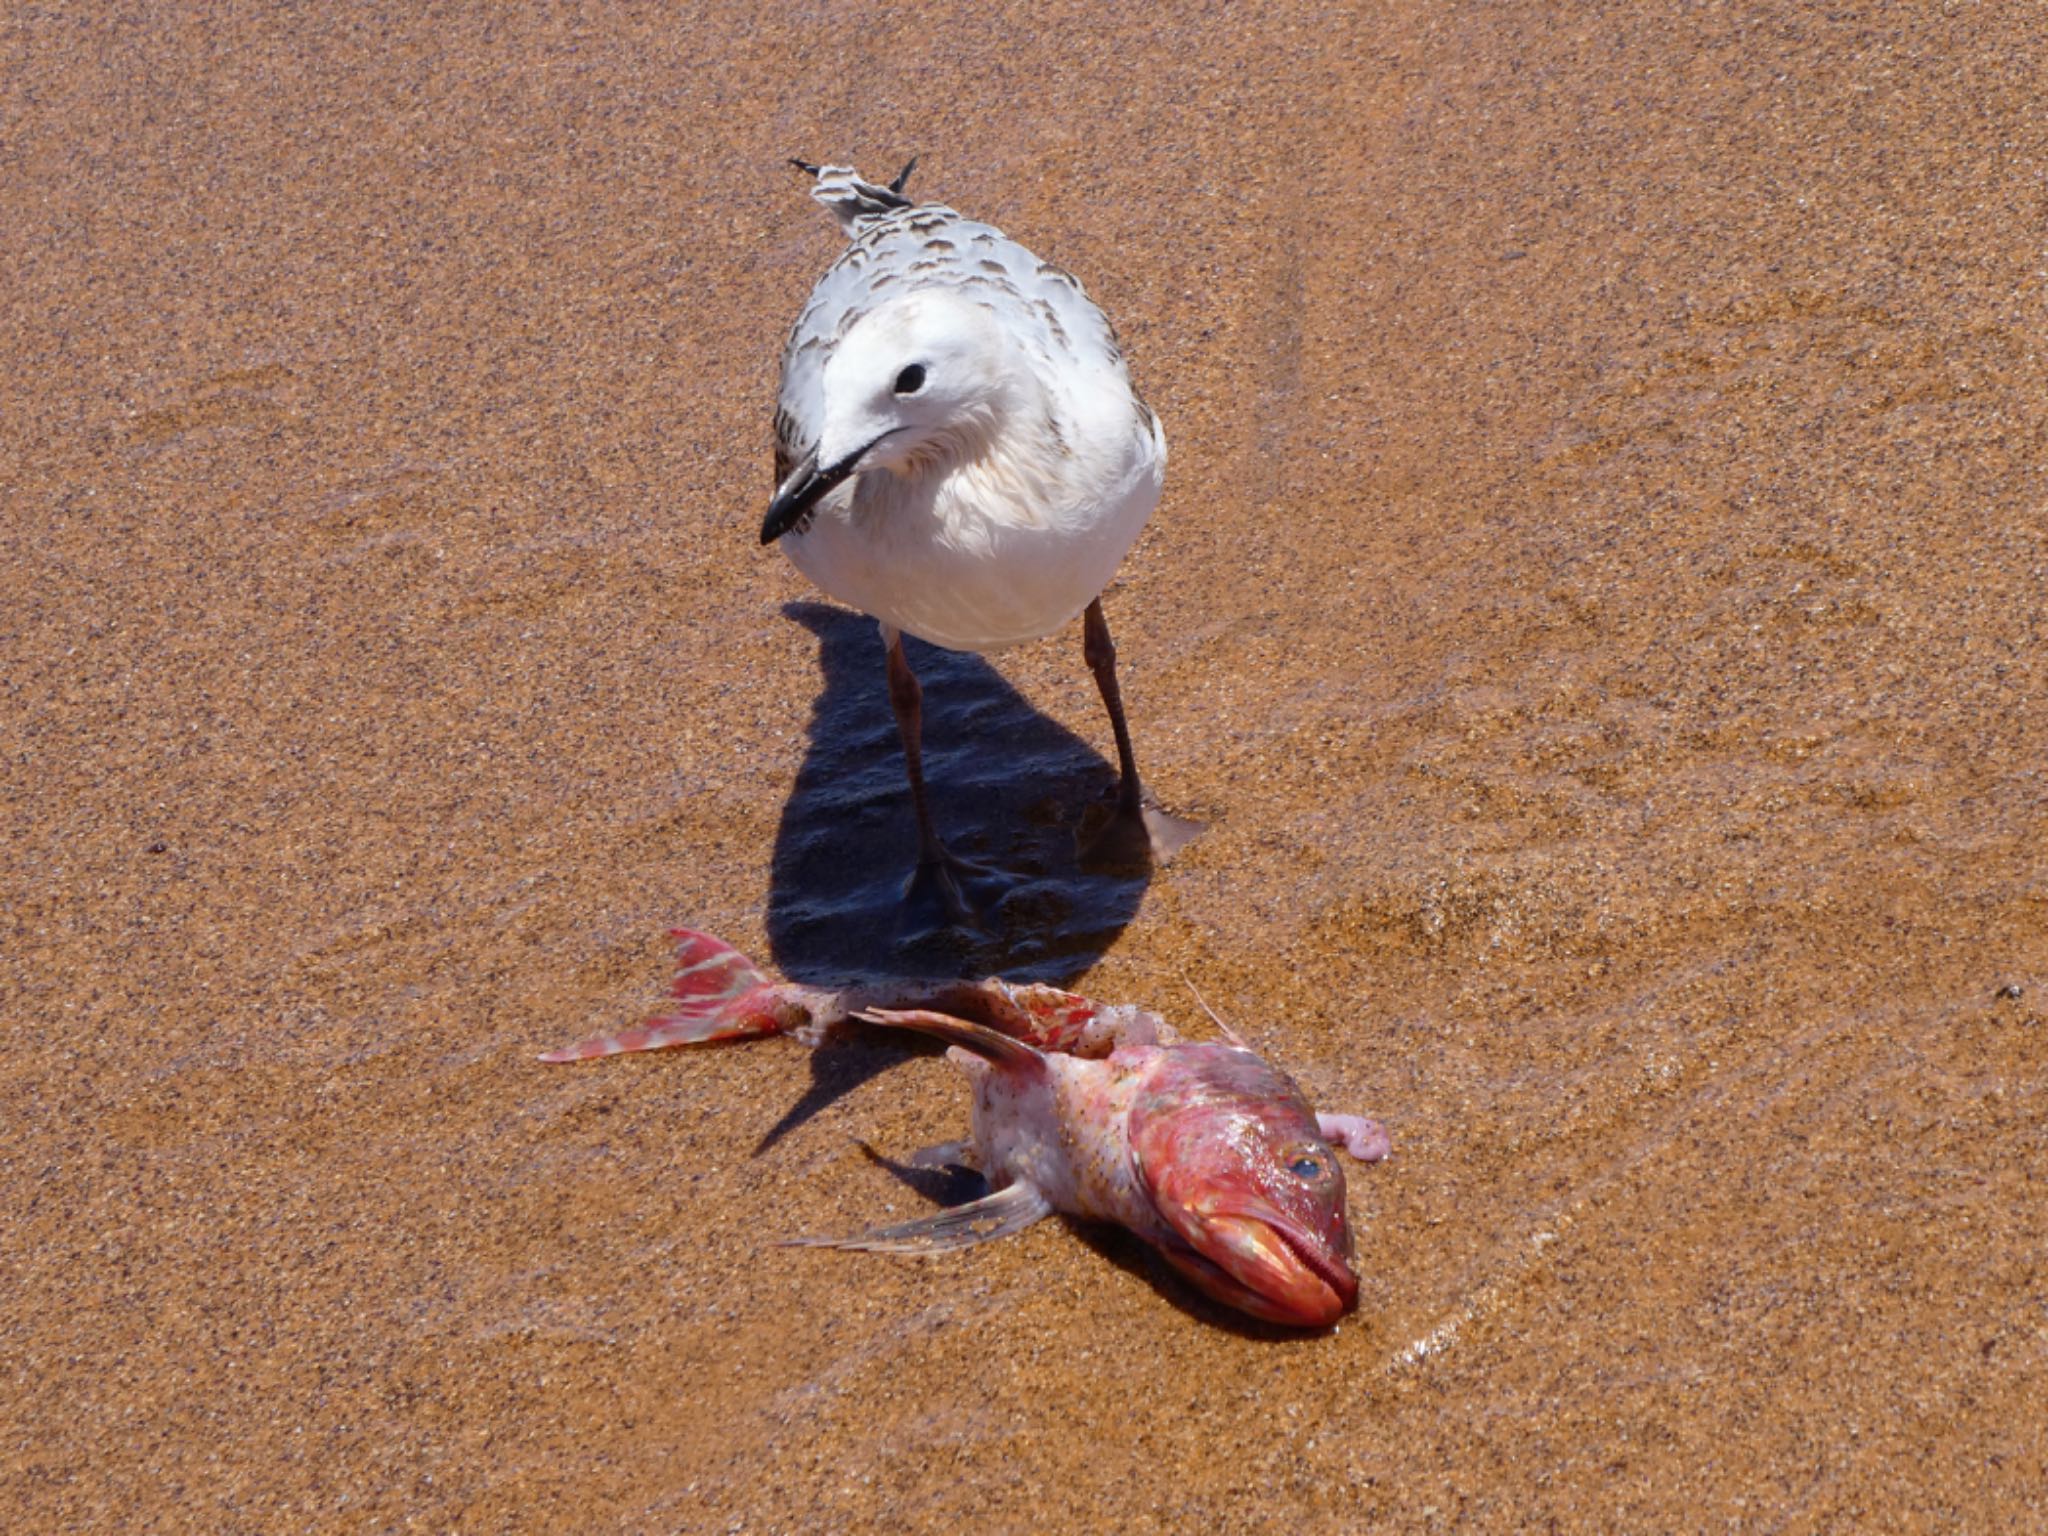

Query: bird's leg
left=886, top=629, right=983, bottom=925
left=1079, top=599, right=1202, bottom=867
left=885, top=631, right=941, bottom=860
left=1084, top=599, right=1145, bottom=819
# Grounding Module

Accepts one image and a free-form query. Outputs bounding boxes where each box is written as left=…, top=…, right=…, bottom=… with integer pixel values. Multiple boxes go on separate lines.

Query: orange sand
left=4, top=3, right=2045, bottom=1530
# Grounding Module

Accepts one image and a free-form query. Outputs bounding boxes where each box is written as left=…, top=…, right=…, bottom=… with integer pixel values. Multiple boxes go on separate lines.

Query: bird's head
left=763, top=291, right=1022, bottom=543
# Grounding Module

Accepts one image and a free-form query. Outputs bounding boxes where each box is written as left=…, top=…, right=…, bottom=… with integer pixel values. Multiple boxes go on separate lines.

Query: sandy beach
left=5, top=2, right=2045, bottom=1529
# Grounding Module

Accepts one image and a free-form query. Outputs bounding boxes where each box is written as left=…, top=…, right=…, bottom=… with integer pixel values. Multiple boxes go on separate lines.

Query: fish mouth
left=760, top=430, right=898, bottom=544
left=1158, top=1211, right=1358, bottom=1328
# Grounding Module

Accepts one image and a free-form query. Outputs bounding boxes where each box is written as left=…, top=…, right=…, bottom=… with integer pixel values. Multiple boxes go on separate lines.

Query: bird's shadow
left=766, top=601, right=1146, bottom=986
left=754, top=601, right=1150, bottom=1151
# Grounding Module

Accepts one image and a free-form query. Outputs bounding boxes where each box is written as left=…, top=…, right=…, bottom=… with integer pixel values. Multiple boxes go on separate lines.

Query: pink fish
left=543, top=930, right=1390, bottom=1327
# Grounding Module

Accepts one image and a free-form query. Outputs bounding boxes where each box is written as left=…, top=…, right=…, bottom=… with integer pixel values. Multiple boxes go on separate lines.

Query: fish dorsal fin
left=853, top=1007, right=1044, bottom=1071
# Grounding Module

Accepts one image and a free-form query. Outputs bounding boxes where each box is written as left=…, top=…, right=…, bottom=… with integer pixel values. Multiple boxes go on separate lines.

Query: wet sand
left=5, top=3, right=2045, bottom=1529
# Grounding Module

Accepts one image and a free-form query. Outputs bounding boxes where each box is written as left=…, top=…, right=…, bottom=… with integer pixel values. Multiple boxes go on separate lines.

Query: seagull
left=762, top=158, right=1197, bottom=920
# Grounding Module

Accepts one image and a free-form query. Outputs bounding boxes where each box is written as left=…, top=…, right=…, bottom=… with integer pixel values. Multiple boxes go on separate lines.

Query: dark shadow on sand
left=849, top=1138, right=1334, bottom=1339
left=765, top=601, right=1149, bottom=988
left=754, top=601, right=1151, bottom=1152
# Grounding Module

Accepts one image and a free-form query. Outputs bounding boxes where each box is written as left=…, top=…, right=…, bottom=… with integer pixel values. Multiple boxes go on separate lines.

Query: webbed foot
left=1079, top=795, right=1204, bottom=871
left=901, top=847, right=1001, bottom=932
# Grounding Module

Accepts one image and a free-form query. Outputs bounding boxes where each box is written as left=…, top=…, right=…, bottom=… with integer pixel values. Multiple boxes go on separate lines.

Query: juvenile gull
left=763, top=159, right=1197, bottom=919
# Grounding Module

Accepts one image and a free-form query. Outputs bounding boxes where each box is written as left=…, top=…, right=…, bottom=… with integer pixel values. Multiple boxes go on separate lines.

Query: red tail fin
left=540, top=929, right=797, bottom=1063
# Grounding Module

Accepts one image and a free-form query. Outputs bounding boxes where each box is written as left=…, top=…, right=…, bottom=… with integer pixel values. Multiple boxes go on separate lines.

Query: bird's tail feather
left=789, top=157, right=918, bottom=231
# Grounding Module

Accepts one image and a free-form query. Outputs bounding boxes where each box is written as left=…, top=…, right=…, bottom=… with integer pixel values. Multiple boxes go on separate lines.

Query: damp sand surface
left=5, top=4, right=2046, bottom=1530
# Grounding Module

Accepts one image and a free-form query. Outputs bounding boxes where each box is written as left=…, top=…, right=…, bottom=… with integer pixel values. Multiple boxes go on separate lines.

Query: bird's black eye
left=1289, top=1156, right=1324, bottom=1180
left=893, top=363, right=927, bottom=395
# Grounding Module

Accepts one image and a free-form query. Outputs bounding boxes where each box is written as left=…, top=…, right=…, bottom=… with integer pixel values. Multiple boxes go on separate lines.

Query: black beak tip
left=760, top=488, right=805, bottom=545
left=759, top=435, right=880, bottom=549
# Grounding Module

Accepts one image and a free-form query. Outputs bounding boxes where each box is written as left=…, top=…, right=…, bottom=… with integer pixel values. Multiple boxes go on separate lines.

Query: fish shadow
left=749, top=1034, right=924, bottom=1156
left=1059, top=1222, right=1341, bottom=1340
left=856, top=1140, right=988, bottom=1207
left=858, top=1141, right=1336, bottom=1339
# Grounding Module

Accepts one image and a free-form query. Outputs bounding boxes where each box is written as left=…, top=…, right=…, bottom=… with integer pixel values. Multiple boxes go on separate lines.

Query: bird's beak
left=760, top=432, right=892, bottom=545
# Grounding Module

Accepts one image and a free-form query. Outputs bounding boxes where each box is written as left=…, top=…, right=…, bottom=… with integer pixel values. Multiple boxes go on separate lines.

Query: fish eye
left=1289, top=1156, right=1324, bottom=1180
left=893, top=363, right=927, bottom=395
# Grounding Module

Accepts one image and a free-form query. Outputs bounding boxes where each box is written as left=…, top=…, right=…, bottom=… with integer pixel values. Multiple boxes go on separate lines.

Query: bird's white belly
left=781, top=461, right=1159, bottom=653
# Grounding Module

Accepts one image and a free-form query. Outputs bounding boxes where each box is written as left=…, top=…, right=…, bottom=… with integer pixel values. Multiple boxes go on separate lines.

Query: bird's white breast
left=781, top=420, right=1162, bottom=652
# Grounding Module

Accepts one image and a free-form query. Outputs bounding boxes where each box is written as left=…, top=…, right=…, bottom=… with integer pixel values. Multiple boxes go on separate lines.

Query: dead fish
left=542, top=929, right=1390, bottom=1326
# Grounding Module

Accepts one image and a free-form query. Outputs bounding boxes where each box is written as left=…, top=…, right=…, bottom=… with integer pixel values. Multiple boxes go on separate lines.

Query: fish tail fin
left=789, top=158, right=917, bottom=232
left=853, top=1008, right=1045, bottom=1072
left=540, top=929, right=809, bottom=1062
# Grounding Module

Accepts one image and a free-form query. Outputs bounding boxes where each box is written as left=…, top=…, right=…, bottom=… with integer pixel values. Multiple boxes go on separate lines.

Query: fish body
left=543, top=930, right=1388, bottom=1326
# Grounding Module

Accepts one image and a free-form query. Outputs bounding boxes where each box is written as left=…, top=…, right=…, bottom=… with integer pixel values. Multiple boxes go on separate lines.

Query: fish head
left=1128, top=1043, right=1358, bottom=1327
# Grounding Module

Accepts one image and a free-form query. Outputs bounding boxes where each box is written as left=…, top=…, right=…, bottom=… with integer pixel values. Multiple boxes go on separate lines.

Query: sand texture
left=5, top=2, right=2046, bottom=1530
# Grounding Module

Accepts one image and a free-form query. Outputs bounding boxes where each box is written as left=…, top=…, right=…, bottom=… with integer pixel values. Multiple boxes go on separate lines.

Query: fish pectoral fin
left=853, top=1008, right=1044, bottom=1072
left=783, top=1181, right=1053, bottom=1255
left=1317, top=1112, right=1393, bottom=1164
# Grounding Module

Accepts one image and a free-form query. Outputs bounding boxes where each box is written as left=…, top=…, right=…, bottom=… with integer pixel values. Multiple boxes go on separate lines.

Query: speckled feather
left=764, top=163, right=1167, bottom=651
left=773, top=163, right=1142, bottom=511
